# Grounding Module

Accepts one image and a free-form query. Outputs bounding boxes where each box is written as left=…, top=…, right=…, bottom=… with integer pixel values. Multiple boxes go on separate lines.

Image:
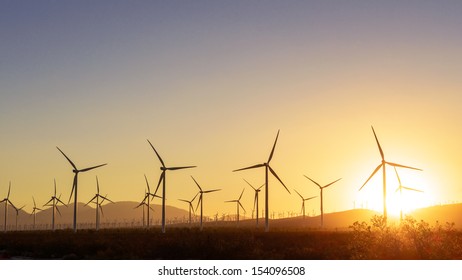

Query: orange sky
left=1, top=1, right=462, bottom=219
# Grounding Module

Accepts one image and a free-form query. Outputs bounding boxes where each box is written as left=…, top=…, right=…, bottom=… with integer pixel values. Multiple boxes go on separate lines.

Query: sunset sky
left=1, top=1, right=462, bottom=219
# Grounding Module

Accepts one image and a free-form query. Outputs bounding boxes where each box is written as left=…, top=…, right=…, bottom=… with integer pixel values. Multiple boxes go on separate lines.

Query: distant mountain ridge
left=2, top=202, right=462, bottom=230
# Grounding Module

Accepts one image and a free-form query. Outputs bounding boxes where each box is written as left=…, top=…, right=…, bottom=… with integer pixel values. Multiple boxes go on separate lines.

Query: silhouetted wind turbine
left=293, top=189, right=317, bottom=219
left=243, top=179, right=264, bottom=227
left=358, top=126, right=422, bottom=222
left=233, top=130, right=290, bottom=232
left=31, top=196, right=42, bottom=230
left=14, top=205, right=25, bottom=231
left=191, top=176, right=221, bottom=231
left=142, top=174, right=161, bottom=228
left=147, top=139, right=196, bottom=233
left=85, top=176, right=114, bottom=231
left=43, top=179, right=66, bottom=231
left=225, top=188, right=246, bottom=225
left=56, top=147, right=107, bottom=232
left=178, top=193, right=198, bottom=226
left=1, top=182, right=17, bottom=232
left=305, top=176, right=341, bottom=227
left=135, top=200, right=153, bottom=228
left=394, top=167, right=423, bottom=222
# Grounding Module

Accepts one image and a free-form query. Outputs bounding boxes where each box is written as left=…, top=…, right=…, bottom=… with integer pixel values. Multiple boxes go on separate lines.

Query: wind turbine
left=233, top=130, right=290, bottom=232
left=31, top=196, right=42, bottom=230
left=142, top=174, right=161, bottom=228
left=14, top=205, right=25, bottom=231
left=134, top=199, right=153, bottom=228
left=358, top=126, right=422, bottom=222
left=178, top=193, right=198, bottom=226
left=243, top=179, right=264, bottom=227
left=394, top=167, right=423, bottom=222
left=56, top=147, right=107, bottom=232
left=43, top=179, right=67, bottom=231
left=191, top=176, right=221, bottom=231
left=293, top=189, right=317, bottom=219
left=304, top=176, right=341, bottom=227
left=225, top=188, right=246, bottom=225
left=147, top=139, right=196, bottom=233
left=85, top=176, right=114, bottom=231
left=1, top=182, right=17, bottom=232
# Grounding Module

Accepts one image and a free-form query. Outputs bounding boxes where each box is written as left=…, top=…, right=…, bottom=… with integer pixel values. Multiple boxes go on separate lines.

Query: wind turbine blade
left=386, top=162, right=422, bottom=171
left=7, top=182, right=11, bottom=198
left=178, top=199, right=189, bottom=203
left=358, top=164, right=382, bottom=191
left=195, top=195, right=202, bottom=212
left=191, top=176, right=202, bottom=192
left=190, top=204, right=195, bottom=214
left=56, top=197, right=67, bottom=206
left=9, top=201, right=18, bottom=211
left=233, top=163, right=265, bottom=172
left=99, top=205, right=104, bottom=217
left=294, top=189, right=304, bottom=200
left=268, top=129, right=280, bottom=163
left=395, top=187, right=401, bottom=193
left=80, top=163, right=107, bottom=172
left=142, top=174, right=150, bottom=193
left=238, top=188, right=245, bottom=200
left=33, top=196, right=37, bottom=208
left=191, top=192, right=199, bottom=202
left=243, top=179, right=256, bottom=190
left=56, top=206, right=62, bottom=217
left=68, top=175, right=77, bottom=204
left=371, top=126, right=385, bottom=161
left=96, top=176, right=100, bottom=194
left=393, top=166, right=402, bottom=186
left=147, top=139, right=166, bottom=168
left=54, top=179, right=57, bottom=197
left=238, top=201, right=246, bottom=212
left=305, top=196, right=317, bottom=201
left=323, top=178, right=342, bottom=189
left=402, top=186, right=424, bottom=193
left=257, top=183, right=265, bottom=190
left=85, top=196, right=96, bottom=206
left=56, top=147, right=77, bottom=170
left=154, top=172, right=165, bottom=195
left=304, top=175, right=322, bottom=189
left=269, top=166, right=290, bottom=194
left=224, top=200, right=236, bottom=203
left=203, top=189, right=221, bottom=193
left=44, top=198, right=53, bottom=206
left=167, top=166, right=197, bottom=170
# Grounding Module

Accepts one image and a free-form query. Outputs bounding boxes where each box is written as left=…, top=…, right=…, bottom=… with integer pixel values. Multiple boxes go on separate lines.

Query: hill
left=3, top=202, right=462, bottom=231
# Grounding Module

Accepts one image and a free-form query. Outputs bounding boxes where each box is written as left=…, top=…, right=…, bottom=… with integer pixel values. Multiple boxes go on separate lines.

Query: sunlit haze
left=1, top=1, right=462, bottom=220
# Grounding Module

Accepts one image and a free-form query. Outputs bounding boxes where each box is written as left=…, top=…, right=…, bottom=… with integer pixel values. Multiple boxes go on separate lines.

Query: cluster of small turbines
left=0, top=126, right=423, bottom=233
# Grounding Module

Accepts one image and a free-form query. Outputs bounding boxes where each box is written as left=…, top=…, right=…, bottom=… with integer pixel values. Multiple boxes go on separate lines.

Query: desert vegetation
left=1, top=215, right=461, bottom=260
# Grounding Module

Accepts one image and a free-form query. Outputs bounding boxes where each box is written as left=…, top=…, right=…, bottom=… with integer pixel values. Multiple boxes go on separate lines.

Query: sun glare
left=356, top=167, right=434, bottom=217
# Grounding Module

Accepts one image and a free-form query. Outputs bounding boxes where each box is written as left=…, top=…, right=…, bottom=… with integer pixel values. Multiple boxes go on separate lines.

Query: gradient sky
left=1, top=1, right=462, bottom=219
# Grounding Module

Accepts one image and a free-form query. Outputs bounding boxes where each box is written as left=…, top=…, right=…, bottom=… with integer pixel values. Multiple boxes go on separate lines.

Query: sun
left=355, top=168, right=434, bottom=217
